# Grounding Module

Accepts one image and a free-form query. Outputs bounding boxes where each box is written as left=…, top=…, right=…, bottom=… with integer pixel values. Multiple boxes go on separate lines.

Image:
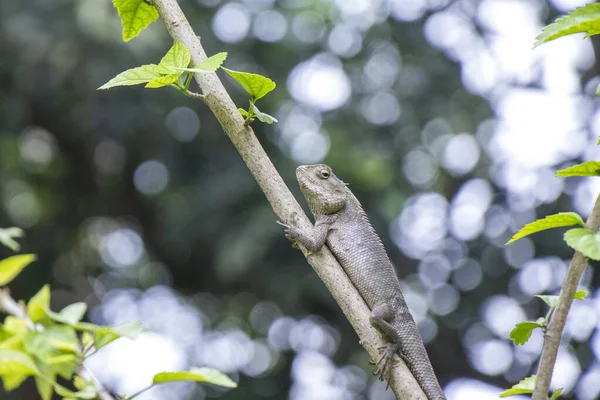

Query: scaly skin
left=281, top=164, right=445, bottom=400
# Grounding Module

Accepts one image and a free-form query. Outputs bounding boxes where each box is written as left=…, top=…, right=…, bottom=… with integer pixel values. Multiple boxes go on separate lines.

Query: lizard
left=278, top=164, right=446, bottom=400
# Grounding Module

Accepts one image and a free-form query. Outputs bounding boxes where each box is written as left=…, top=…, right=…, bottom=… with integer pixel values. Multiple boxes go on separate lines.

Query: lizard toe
left=372, top=342, right=399, bottom=385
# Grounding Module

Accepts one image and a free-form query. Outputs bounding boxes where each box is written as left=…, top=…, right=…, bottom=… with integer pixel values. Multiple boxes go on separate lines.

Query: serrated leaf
left=98, top=64, right=161, bottom=90
left=156, top=41, right=191, bottom=74
left=499, top=375, right=536, bottom=397
left=27, top=285, right=50, bottom=323
left=564, top=228, right=600, bottom=260
left=222, top=68, right=276, bottom=101
left=536, top=289, right=588, bottom=308
left=510, top=321, right=542, bottom=345
left=152, top=367, right=237, bottom=388
left=0, top=254, right=36, bottom=286
left=506, top=212, right=585, bottom=244
left=535, top=294, right=560, bottom=308
left=112, top=0, right=158, bottom=42
left=551, top=388, right=563, bottom=400
left=249, top=102, right=278, bottom=124
left=0, top=228, right=24, bottom=252
left=177, top=52, right=227, bottom=73
left=47, top=303, right=87, bottom=326
left=535, top=3, right=600, bottom=47
left=145, top=73, right=181, bottom=89
left=556, top=161, right=600, bottom=177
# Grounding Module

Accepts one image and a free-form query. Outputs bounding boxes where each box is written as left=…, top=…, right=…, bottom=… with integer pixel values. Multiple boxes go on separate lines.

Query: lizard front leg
left=277, top=213, right=331, bottom=252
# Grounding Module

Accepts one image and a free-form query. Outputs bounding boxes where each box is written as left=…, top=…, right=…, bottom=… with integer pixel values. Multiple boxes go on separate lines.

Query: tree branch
left=151, top=0, right=428, bottom=398
left=532, top=194, right=600, bottom=400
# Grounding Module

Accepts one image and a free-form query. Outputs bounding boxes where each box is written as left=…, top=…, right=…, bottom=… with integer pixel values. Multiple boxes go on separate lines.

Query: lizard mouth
left=295, top=166, right=315, bottom=190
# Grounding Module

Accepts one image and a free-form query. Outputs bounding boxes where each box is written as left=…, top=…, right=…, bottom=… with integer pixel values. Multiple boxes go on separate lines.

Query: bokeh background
left=2, top=0, right=600, bottom=399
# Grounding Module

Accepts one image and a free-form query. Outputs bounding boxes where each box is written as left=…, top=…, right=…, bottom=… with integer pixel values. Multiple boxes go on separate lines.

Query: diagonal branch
left=532, top=193, right=600, bottom=400
left=150, top=0, right=428, bottom=398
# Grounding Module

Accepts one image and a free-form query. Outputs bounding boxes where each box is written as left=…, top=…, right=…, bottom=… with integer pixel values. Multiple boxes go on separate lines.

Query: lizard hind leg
left=369, top=302, right=402, bottom=388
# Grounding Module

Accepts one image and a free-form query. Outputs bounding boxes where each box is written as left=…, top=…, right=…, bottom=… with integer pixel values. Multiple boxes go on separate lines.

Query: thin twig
left=150, top=0, right=428, bottom=398
left=182, top=90, right=205, bottom=100
left=0, top=289, right=114, bottom=400
left=532, top=194, right=600, bottom=400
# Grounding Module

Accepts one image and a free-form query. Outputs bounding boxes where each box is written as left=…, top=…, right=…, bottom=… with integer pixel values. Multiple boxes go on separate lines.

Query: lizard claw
left=276, top=220, right=290, bottom=229
left=277, top=214, right=301, bottom=248
left=372, top=342, right=399, bottom=389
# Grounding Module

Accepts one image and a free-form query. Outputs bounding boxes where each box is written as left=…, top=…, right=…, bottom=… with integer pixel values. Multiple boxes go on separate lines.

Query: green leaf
left=111, top=321, right=145, bottom=339
left=2, top=372, right=28, bottom=391
left=535, top=295, right=560, bottom=308
left=535, top=289, right=589, bottom=308
left=27, top=285, right=50, bottom=323
left=510, top=321, right=542, bottom=345
left=72, top=321, right=145, bottom=350
left=152, top=367, right=237, bottom=388
left=249, top=102, right=278, bottom=124
left=564, top=228, right=600, bottom=260
left=156, top=41, right=191, bottom=74
left=177, top=52, right=227, bottom=73
left=0, top=349, right=39, bottom=377
left=23, top=326, right=79, bottom=379
left=145, top=73, right=181, bottom=89
left=0, top=317, right=28, bottom=351
left=556, top=161, right=600, bottom=177
left=551, top=388, right=563, bottom=400
left=112, top=0, right=158, bottom=42
left=47, top=303, right=87, bottom=325
left=0, top=254, right=36, bottom=286
left=499, top=375, right=536, bottom=397
left=238, top=108, right=249, bottom=117
left=98, top=64, right=161, bottom=90
left=0, top=228, right=24, bottom=252
left=534, top=3, right=600, bottom=47
left=506, top=212, right=585, bottom=244
left=54, top=382, right=98, bottom=399
left=222, top=68, right=276, bottom=101
left=34, top=361, right=54, bottom=400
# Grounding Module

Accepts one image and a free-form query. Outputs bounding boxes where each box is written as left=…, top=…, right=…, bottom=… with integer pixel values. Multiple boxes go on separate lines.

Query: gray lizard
left=279, top=164, right=445, bottom=399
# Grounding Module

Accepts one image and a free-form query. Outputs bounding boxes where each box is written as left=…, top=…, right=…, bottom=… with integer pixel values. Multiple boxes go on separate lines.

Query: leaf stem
left=532, top=193, right=600, bottom=399
left=182, top=90, right=205, bottom=100
left=184, top=72, right=193, bottom=91
left=124, top=385, right=152, bottom=400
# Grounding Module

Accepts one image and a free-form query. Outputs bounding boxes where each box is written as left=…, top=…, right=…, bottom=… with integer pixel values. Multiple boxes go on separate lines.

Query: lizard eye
left=319, top=169, right=330, bottom=179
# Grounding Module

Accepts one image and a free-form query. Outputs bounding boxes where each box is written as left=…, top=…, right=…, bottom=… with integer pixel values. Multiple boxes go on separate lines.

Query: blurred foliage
left=1, top=0, right=600, bottom=399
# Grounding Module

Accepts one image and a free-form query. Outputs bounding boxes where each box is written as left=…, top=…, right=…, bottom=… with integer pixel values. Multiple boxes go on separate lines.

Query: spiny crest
left=296, top=164, right=347, bottom=215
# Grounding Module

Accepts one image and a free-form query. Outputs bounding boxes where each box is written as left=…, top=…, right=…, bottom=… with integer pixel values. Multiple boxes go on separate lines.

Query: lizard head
left=296, top=164, right=347, bottom=215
